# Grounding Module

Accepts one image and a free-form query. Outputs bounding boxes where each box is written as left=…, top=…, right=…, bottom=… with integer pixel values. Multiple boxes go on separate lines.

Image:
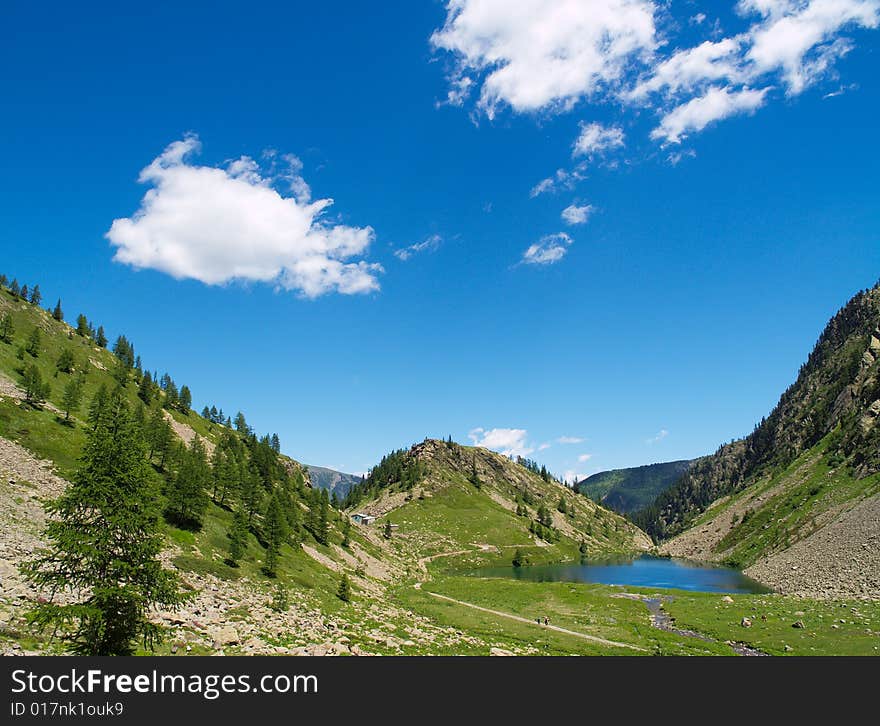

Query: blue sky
left=1, top=1, right=879, bottom=479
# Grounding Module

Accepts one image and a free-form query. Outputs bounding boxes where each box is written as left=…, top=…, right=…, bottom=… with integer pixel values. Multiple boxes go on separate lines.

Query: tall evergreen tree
left=26, top=327, right=41, bottom=357
left=336, top=573, right=352, bottom=602
left=29, top=284, right=41, bottom=306
left=75, top=314, right=90, bottom=337
left=145, top=406, right=174, bottom=469
left=56, top=347, right=76, bottom=373
left=164, top=437, right=211, bottom=530
left=95, top=326, right=107, bottom=348
left=262, top=492, right=286, bottom=577
left=227, top=506, right=250, bottom=567
left=61, top=376, right=85, bottom=422
left=10, top=279, right=21, bottom=297
left=19, top=284, right=29, bottom=301
left=0, top=312, right=13, bottom=344
left=52, top=298, right=64, bottom=321
left=23, top=364, right=50, bottom=405
left=22, top=388, right=190, bottom=654
left=178, top=385, right=192, bottom=412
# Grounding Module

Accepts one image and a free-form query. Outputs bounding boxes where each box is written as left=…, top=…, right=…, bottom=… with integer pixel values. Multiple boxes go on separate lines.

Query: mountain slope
left=576, top=459, right=694, bottom=515
left=643, top=282, right=880, bottom=598
left=307, top=465, right=362, bottom=500
left=345, top=438, right=652, bottom=569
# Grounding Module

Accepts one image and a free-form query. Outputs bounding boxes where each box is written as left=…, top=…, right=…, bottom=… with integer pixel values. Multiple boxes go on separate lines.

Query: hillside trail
left=413, top=544, right=646, bottom=652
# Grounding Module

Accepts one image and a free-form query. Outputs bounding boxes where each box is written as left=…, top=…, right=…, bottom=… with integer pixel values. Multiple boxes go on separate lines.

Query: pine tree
left=337, top=573, right=352, bottom=602
left=61, top=376, right=85, bottom=422
left=315, top=494, right=330, bottom=545
left=26, top=327, right=41, bottom=357
left=29, top=284, right=41, bottom=306
left=10, top=279, right=21, bottom=297
left=262, top=493, right=286, bottom=577
left=75, top=314, right=90, bottom=337
left=23, top=364, right=50, bottom=405
left=22, top=388, right=190, bottom=654
left=512, top=548, right=528, bottom=567
left=384, top=520, right=393, bottom=539
left=138, top=370, right=155, bottom=404
left=20, top=284, right=29, bottom=301
left=145, top=406, right=174, bottom=469
left=0, top=273, right=7, bottom=288
left=178, top=385, right=192, bottom=412
left=56, top=347, right=76, bottom=373
left=164, top=437, right=211, bottom=530
left=227, top=506, right=250, bottom=567
left=95, top=326, right=107, bottom=348
left=341, top=517, right=351, bottom=548
left=234, top=411, right=248, bottom=434
left=469, top=455, right=482, bottom=489
left=0, top=312, right=13, bottom=343
left=52, top=298, right=63, bottom=321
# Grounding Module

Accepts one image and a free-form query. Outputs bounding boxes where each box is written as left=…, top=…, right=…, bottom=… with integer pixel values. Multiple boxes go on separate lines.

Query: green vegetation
left=21, top=388, right=191, bottom=655
left=576, top=459, right=694, bottom=514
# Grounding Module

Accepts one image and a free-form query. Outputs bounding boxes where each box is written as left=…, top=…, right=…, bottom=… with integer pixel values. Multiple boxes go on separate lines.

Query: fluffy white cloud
left=561, top=204, right=594, bottom=225
left=556, top=436, right=584, bottom=444
left=106, top=135, right=382, bottom=298
left=577, top=453, right=593, bottom=463
left=434, top=0, right=879, bottom=156
left=469, top=427, right=534, bottom=457
left=394, top=234, right=442, bottom=261
left=651, top=86, right=770, bottom=143
left=521, top=232, right=573, bottom=265
left=744, top=0, right=878, bottom=94
left=529, top=168, right=585, bottom=197
left=431, top=0, right=658, bottom=117
left=572, top=122, right=625, bottom=158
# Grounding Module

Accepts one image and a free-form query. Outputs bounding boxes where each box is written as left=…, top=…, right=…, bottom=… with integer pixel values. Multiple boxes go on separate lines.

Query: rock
left=784, top=645, right=794, bottom=652
left=721, top=595, right=734, bottom=603
left=792, top=620, right=805, bottom=629
left=741, top=617, right=752, bottom=628
left=211, top=625, right=239, bottom=648
left=490, top=647, right=514, bottom=656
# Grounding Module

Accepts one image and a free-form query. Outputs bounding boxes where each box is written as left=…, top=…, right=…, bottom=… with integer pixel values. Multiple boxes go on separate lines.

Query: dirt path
left=413, top=545, right=646, bottom=652
left=420, top=588, right=646, bottom=651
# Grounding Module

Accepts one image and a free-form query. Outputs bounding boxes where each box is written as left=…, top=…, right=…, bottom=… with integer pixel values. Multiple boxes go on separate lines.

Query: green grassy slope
left=576, top=459, right=694, bottom=515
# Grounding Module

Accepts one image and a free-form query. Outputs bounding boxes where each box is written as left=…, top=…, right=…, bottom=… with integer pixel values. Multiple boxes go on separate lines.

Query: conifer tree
left=95, top=326, right=107, bottom=348
left=227, top=506, right=250, bottom=567
left=20, top=284, right=29, bottom=301
left=26, top=327, right=41, bottom=357
left=61, top=376, right=85, bottom=422
left=75, top=314, right=90, bottom=337
left=29, top=284, right=41, bottom=306
left=145, top=406, right=174, bottom=469
left=0, top=312, right=13, bottom=344
left=56, top=347, right=76, bottom=373
left=52, top=299, right=63, bottom=321
left=10, top=279, right=21, bottom=297
left=0, top=273, right=7, bottom=288
left=262, top=493, right=286, bottom=577
left=341, top=517, right=351, bottom=548
left=337, top=573, right=352, bottom=602
left=164, top=437, right=211, bottom=530
left=22, top=388, right=190, bottom=654
left=178, top=385, right=192, bottom=412
left=384, top=520, right=393, bottom=539
left=23, top=364, right=50, bottom=405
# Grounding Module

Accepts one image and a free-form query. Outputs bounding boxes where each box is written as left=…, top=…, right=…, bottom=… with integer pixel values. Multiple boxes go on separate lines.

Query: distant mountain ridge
left=306, top=465, right=362, bottom=499
left=576, top=459, right=695, bottom=515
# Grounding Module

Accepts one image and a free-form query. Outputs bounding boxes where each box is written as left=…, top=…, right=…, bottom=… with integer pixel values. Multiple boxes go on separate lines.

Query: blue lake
left=469, top=555, right=770, bottom=594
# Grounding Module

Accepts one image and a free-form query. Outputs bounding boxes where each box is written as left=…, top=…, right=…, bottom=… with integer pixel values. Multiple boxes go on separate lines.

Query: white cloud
left=577, top=453, right=593, bottom=463
left=646, top=429, right=669, bottom=444
left=557, top=436, right=584, bottom=444
left=572, top=123, right=625, bottom=159
left=561, top=203, right=594, bottom=225
left=529, top=167, right=585, bottom=197
left=469, top=427, right=534, bottom=457
left=744, top=0, right=877, bottom=94
left=431, top=0, right=658, bottom=117
left=107, top=135, right=382, bottom=298
left=434, top=0, right=879, bottom=155
left=537, top=442, right=552, bottom=451
left=521, top=233, right=573, bottom=265
left=627, top=37, right=746, bottom=101
left=563, top=470, right=589, bottom=485
left=651, top=85, right=770, bottom=143
left=394, top=234, right=442, bottom=261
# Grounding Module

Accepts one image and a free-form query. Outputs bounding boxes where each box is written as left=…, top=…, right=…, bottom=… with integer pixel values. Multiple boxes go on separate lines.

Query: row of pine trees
left=2, top=273, right=349, bottom=654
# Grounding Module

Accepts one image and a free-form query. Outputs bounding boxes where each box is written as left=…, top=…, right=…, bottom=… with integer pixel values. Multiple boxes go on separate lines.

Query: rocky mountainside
left=576, top=459, right=695, bottom=515
left=307, top=465, right=362, bottom=500
left=642, top=282, right=880, bottom=599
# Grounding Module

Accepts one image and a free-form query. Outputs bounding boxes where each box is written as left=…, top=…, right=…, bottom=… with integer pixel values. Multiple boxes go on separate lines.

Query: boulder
left=721, top=595, right=734, bottom=603
left=741, top=617, right=752, bottom=628
left=211, top=625, right=239, bottom=649
left=490, top=647, right=515, bottom=656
